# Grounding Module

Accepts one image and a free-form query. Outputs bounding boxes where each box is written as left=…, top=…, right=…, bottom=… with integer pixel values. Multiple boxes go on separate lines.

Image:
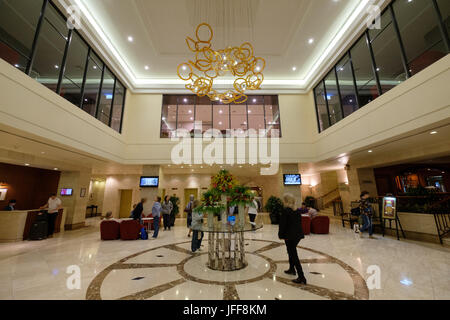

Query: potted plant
left=198, top=189, right=224, bottom=227
left=304, top=196, right=316, bottom=209
left=265, top=196, right=284, bottom=225
left=229, top=185, right=255, bottom=227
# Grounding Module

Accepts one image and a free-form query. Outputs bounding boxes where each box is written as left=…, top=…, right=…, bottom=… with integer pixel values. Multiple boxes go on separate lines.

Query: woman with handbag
left=161, top=195, right=173, bottom=231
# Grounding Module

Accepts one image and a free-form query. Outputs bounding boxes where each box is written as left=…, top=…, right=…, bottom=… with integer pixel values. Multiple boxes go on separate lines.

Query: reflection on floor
left=0, top=218, right=449, bottom=300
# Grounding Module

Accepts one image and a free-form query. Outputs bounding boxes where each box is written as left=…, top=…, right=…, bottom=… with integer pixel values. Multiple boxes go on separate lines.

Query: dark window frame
left=160, top=95, right=282, bottom=138
left=313, top=0, right=450, bottom=133
left=0, top=0, right=126, bottom=133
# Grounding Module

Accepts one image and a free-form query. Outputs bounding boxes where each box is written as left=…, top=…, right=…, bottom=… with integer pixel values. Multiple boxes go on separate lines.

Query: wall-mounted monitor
left=60, top=188, right=73, bottom=196
left=283, top=174, right=302, bottom=186
left=140, top=176, right=159, bottom=188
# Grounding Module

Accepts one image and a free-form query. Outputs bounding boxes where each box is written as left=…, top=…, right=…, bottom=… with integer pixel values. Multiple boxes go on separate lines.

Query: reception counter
left=0, top=208, right=66, bottom=243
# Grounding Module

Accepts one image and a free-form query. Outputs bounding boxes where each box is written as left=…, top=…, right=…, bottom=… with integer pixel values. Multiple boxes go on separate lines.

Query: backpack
left=140, top=227, right=148, bottom=240
left=351, top=207, right=361, bottom=216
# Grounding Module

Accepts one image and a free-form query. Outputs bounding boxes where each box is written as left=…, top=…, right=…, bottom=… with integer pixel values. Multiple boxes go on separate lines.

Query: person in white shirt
left=40, top=193, right=62, bottom=238
left=307, top=207, right=319, bottom=219
left=247, top=199, right=259, bottom=231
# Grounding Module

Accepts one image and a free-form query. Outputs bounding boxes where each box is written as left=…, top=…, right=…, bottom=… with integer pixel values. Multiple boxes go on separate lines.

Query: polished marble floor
left=0, top=218, right=449, bottom=300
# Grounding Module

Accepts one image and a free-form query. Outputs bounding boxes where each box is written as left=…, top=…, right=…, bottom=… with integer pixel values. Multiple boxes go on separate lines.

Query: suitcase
left=29, top=221, right=48, bottom=240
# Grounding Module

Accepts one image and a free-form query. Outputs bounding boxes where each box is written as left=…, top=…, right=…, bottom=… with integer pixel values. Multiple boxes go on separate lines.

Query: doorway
left=119, top=189, right=133, bottom=219
left=183, top=188, right=198, bottom=217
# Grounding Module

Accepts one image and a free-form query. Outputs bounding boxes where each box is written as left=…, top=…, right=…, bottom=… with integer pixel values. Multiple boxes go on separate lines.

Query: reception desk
left=0, top=208, right=66, bottom=243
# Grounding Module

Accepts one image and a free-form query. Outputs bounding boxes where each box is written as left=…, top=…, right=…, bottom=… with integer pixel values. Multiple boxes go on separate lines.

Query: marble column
left=140, top=165, right=161, bottom=215
left=58, top=171, right=91, bottom=230
left=279, top=164, right=302, bottom=208
left=347, top=167, right=378, bottom=204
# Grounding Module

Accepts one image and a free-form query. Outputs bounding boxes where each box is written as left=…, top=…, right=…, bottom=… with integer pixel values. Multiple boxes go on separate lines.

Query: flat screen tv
left=60, top=188, right=73, bottom=196
left=283, top=174, right=302, bottom=186
left=140, top=176, right=159, bottom=188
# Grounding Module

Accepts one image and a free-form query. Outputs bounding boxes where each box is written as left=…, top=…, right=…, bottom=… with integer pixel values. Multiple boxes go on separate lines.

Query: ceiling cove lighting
left=177, top=23, right=265, bottom=104
left=71, top=0, right=373, bottom=90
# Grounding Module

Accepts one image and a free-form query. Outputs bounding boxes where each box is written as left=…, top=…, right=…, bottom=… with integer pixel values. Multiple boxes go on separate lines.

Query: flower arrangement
left=211, top=170, right=237, bottom=194
left=197, top=188, right=224, bottom=216
left=229, top=185, right=255, bottom=207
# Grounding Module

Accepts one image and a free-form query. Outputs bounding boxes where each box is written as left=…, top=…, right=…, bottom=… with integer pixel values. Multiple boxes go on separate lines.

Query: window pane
left=314, top=82, right=329, bottom=132
left=111, top=81, right=125, bottom=132
left=213, top=102, right=229, bottom=135
left=82, top=53, right=103, bottom=116
left=248, top=96, right=265, bottom=132
left=264, top=96, right=280, bottom=137
left=394, top=0, right=448, bottom=76
left=0, top=41, right=29, bottom=71
left=60, top=32, right=88, bottom=107
left=370, top=11, right=407, bottom=94
left=195, top=96, right=212, bottom=134
left=97, top=68, right=114, bottom=125
left=324, top=70, right=342, bottom=125
left=161, top=95, right=177, bottom=138
left=336, top=54, right=358, bottom=117
left=351, top=35, right=379, bottom=107
left=437, top=0, right=450, bottom=37
left=230, top=104, right=248, bottom=135
left=0, top=0, right=43, bottom=58
left=177, top=96, right=195, bottom=134
left=31, top=6, right=69, bottom=92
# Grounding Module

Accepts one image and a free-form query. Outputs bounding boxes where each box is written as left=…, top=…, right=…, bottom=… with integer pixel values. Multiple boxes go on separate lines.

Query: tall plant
left=265, top=196, right=284, bottom=225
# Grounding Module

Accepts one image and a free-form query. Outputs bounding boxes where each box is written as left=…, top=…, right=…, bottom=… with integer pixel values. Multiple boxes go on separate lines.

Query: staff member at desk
left=3, top=199, right=17, bottom=211
left=40, top=193, right=62, bottom=238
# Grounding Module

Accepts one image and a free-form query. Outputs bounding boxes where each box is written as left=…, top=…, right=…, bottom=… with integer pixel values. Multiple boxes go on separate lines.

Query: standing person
left=161, top=195, right=173, bottom=231
left=3, top=199, right=17, bottom=211
left=279, top=193, right=307, bottom=284
left=169, top=195, right=179, bottom=227
left=40, top=193, right=62, bottom=238
left=185, top=195, right=194, bottom=237
left=190, top=200, right=204, bottom=252
left=247, top=198, right=259, bottom=231
left=132, top=198, right=147, bottom=224
left=151, top=196, right=162, bottom=239
left=359, top=191, right=375, bottom=239
left=129, top=203, right=137, bottom=218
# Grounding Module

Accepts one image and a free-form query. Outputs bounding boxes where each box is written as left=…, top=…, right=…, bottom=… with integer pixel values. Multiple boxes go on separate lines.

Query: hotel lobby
left=0, top=0, right=450, bottom=303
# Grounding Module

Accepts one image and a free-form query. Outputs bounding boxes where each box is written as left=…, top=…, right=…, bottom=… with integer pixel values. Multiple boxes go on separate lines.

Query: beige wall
left=87, top=179, right=106, bottom=213
left=58, top=171, right=90, bottom=228
left=103, top=175, right=142, bottom=219
left=1, top=54, right=449, bottom=167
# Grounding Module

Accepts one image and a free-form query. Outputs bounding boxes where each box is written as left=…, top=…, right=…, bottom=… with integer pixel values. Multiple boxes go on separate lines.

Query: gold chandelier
left=177, top=23, right=265, bottom=104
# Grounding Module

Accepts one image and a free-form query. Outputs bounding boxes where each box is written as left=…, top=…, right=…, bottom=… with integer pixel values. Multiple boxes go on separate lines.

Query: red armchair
left=311, top=216, right=330, bottom=234
left=120, top=220, right=142, bottom=240
left=301, top=216, right=311, bottom=235
left=100, top=220, right=120, bottom=240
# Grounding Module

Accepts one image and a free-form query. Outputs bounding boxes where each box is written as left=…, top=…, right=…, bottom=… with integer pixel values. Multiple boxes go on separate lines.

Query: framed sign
left=382, top=197, right=397, bottom=220
left=80, top=188, right=87, bottom=198
left=0, top=188, right=7, bottom=201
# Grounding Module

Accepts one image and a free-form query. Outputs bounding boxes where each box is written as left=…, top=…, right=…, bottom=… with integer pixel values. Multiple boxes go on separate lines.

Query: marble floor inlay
left=85, top=239, right=369, bottom=300
left=1, top=220, right=449, bottom=300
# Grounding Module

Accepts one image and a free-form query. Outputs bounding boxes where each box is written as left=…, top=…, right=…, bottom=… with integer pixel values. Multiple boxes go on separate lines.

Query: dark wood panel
left=0, top=163, right=60, bottom=210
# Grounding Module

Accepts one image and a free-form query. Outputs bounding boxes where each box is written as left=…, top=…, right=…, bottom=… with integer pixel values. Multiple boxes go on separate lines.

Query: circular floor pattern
left=86, top=239, right=369, bottom=300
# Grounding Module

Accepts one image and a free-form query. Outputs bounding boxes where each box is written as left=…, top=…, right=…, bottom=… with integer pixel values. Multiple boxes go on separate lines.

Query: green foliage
left=265, top=196, right=283, bottom=224
left=198, top=188, right=224, bottom=216
left=229, top=185, right=255, bottom=207
left=304, top=196, right=316, bottom=208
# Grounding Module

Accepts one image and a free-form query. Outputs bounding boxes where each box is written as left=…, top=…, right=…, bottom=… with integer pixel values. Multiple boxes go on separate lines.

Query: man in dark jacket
left=132, top=198, right=147, bottom=223
left=279, top=194, right=306, bottom=284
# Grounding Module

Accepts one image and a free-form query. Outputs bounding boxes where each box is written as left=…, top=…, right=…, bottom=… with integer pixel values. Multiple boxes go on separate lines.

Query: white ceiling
left=55, top=0, right=389, bottom=93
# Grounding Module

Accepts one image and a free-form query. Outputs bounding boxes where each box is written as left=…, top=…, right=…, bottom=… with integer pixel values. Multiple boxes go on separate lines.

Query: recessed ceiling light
left=368, top=150, right=373, bottom=153
left=308, top=38, right=314, bottom=44
left=54, top=65, right=59, bottom=69
left=144, top=65, right=149, bottom=70
left=292, top=66, right=297, bottom=71
left=25, top=163, right=30, bottom=166
left=127, top=36, right=134, bottom=42
left=430, top=131, right=438, bottom=135
left=54, top=168, right=58, bottom=170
